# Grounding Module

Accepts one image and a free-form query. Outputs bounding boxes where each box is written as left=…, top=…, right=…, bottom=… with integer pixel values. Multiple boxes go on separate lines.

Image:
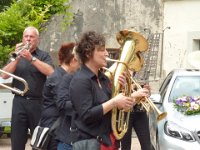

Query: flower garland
left=173, top=96, right=200, bottom=115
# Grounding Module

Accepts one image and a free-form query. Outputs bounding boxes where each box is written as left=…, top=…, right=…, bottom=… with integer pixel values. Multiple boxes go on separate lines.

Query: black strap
left=37, top=117, right=61, bottom=135
left=49, top=117, right=61, bottom=133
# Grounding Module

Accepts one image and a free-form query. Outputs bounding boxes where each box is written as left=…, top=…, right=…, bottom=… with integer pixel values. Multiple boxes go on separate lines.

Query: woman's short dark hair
left=58, top=42, right=75, bottom=65
left=76, top=31, right=105, bottom=63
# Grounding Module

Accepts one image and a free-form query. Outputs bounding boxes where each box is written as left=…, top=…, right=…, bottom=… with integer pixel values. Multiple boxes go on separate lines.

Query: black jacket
left=55, top=73, right=74, bottom=144
left=70, top=65, right=113, bottom=146
left=40, top=67, right=67, bottom=127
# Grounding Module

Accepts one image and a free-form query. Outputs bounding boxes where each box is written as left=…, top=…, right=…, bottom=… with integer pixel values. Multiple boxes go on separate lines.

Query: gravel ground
left=0, top=134, right=141, bottom=150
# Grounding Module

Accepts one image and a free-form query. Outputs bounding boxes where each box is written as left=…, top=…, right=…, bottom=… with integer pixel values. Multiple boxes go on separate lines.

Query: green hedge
left=0, top=0, right=73, bottom=67
left=0, top=0, right=12, bottom=11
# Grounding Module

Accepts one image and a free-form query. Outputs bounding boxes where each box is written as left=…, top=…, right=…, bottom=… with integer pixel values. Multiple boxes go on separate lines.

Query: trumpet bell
left=131, top=78, right=167, bottom=122
left=10, top=43, right=31, bottom=61
left=140, top=100, right=167, bottom=121
left=157, top=112, right=167, bottom=121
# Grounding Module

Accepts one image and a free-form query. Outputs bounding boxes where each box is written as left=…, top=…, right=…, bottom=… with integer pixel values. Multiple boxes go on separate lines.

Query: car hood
left=165, top=103, right=200, bottom=131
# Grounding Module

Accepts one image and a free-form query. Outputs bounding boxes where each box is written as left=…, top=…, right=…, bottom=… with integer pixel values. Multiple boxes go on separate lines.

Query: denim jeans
left=57, top=142, right=72, bottom=150
left=73, top=139, right=100, bottom=150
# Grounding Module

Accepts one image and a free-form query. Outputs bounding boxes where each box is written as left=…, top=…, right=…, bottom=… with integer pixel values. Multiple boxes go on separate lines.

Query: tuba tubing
left=0, top=69, right=29, bottom=96
left=105, top=55, right=136, bottom=140
left=105, top=29, right=167, bottom=140
left=105, top=29, right=149, bottom=140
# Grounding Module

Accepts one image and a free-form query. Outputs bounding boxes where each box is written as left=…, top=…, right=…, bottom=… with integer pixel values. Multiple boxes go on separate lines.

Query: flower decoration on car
left=173, top=96, right=200, bottom=115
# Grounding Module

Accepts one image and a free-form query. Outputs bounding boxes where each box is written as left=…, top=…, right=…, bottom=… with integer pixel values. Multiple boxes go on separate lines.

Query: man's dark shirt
left=70, top=64, right=113, bottom=145
left=8, top=47, right=54, bottom=150
left=12, top=48, right=53, bottom=98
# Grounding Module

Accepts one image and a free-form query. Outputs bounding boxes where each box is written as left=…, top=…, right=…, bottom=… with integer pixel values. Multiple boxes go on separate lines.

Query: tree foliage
left=0, top=0, right=12, bottom=11
left=0, top=0, right=73, bottom=67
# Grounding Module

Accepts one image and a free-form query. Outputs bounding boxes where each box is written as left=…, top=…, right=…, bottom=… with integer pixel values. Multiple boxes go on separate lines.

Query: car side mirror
left=150, top=94, right=162, bottom=104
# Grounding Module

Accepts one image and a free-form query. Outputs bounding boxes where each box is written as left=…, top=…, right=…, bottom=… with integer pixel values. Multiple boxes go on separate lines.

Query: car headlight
left=164, top=121, right=195, bottom=142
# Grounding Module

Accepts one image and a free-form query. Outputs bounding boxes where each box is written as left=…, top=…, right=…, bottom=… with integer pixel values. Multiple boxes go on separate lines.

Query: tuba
left=105, top=29, right=167, bottom=140
left=0, top=69, right=29, bottom=96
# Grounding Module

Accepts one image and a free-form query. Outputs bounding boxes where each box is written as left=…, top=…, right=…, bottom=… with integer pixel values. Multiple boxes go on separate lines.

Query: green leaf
left=0, top=0, right=72, bottom=67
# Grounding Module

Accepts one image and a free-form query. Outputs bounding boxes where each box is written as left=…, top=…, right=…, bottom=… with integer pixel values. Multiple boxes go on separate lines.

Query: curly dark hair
left=76, top=31, right=105, bottom=63
left=58, top=42, right=76, bottom=65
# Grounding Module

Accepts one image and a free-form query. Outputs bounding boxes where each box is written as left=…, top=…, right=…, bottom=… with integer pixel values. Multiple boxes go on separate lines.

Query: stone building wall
left=163, top=0, right=200, bottom=76
left=39, top=0, right=163, bottom=92
left=39, top=0, right=163, bottom=53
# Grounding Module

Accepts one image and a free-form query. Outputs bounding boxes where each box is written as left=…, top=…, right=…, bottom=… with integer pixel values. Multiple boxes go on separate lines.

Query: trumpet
left=0, top=69, right=29, bottom=96
left=10, top=43, right=31, bottom=61
left=105, top=58, right=167, bottom=122
left=131, top=78, right=167, bottom=121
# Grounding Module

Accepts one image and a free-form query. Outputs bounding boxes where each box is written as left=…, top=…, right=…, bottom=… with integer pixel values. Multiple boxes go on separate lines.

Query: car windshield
left=169, top=76, right=200, bottom=102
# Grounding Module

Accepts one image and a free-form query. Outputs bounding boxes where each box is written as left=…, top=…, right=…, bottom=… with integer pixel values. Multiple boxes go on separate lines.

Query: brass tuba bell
left=105, top=29, right=167, bottom=140
left=105, top=29, right=148, bottom=139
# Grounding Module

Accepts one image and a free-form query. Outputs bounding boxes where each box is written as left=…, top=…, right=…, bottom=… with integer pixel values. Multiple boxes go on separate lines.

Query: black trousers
left=121, top=111, right=152, bottom=150
left=11, top=96, right=42, bottom=150
left=47, top=135, right=58, bottom=150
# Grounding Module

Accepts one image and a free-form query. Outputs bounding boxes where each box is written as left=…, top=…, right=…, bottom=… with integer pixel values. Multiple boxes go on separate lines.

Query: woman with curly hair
left=70, top=31, right=149, bottom=150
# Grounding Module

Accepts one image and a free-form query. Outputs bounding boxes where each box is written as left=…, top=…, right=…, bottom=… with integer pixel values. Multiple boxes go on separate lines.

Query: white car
left=0, top=77, right=14, bottom=137
left=149, top=69, right=200, bottom=150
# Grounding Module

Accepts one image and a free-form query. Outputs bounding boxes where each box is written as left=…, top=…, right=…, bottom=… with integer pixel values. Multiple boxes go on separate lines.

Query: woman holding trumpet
left=1, top=26, right=54, bottom=150
left=69, top=31, right=150, bottom=150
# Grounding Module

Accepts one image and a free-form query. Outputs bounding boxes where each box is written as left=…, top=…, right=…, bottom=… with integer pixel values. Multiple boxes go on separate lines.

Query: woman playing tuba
left=105, top=29, right=166, bottom=141
left=70, top=31, right=149, bottom=150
